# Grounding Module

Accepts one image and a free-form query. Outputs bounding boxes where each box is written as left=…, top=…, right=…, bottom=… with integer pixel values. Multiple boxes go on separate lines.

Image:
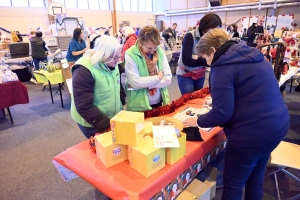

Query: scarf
left=138, top=42, right=159, bottom=96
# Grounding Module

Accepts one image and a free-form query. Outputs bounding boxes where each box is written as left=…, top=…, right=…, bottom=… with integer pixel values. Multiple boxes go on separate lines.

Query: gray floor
left=0, top=74, right=299, bottom=200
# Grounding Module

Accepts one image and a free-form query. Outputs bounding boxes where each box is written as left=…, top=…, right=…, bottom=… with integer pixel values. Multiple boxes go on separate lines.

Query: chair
left=269, top=141, right=300, bottom=200
left=289, top=72, right=300, bottom=93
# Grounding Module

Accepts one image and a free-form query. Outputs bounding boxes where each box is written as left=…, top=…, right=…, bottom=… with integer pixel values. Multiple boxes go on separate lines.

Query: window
left=145, top=0, right=152, bottom=12
left=88, top=0, right=99, bottom=9
left=115, top=0, right=122, bottom=10
left=99, top=0, right=109, bottom=10
left=11, top=0, right=28, bottom=7
left=65, top=0, right=77, bottom=8
left=138, top=0, right=145, bottom=12
left=130, top=0, right=138, bottom=11
left=122, top=0, right=130, bottom=11
left=78, top=0, right=88, bottom=9
left=0, top=0, right=11, bottom=6
left=29, top=0, right=45, bottom=7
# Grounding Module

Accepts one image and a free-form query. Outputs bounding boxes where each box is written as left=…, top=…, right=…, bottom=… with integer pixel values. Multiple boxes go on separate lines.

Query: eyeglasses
left=142, top=44, right=158, bottom=51
left=106, top=54, right=121, bottom=64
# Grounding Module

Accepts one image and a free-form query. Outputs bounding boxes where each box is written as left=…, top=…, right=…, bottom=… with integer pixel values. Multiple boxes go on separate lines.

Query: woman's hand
left=182, top=117, right=198, bottom=127
left=192, top=54, right=198, bottom=60
left=158, top=71, right=164, bottom=80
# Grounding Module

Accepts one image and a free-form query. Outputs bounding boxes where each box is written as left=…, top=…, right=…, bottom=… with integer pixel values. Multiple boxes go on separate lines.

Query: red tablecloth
left=53, top=98, right=226, bottom=200
left=0, top=81, right=29, bottom=109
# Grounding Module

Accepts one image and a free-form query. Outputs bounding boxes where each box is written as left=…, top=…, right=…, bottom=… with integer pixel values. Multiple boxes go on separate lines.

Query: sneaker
left=30, top=78, right=38, bottom=84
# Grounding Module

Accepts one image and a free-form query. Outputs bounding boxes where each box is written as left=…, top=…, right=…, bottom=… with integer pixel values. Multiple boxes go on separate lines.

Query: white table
left=279, top=66, right=300, bottom=87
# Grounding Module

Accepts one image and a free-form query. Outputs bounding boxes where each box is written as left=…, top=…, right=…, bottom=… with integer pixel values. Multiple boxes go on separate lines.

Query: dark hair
left=232, top=24, right=238, bottom=31
left=16, top=31, right=19, bottom=34
left=138, top=26, right=160, bottom=45
left=90, top=35, right=101, bottom=49
left=36, top=31, right=43, bottom=37
left=199, top=13, right=222, bottom=36
left=173, top=23, right=177, bottom=26
left=73, top=28, right=83, bottom=41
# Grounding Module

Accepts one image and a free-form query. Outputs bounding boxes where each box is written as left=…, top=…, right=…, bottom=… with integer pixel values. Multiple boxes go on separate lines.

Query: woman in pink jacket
left=121, top=26, right=138, bottom=61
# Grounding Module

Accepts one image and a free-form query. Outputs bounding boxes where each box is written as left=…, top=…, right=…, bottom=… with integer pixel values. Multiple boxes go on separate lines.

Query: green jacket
left=125, top=42, right=170, bottom=111
left=70, top=56, right=122, bottom=128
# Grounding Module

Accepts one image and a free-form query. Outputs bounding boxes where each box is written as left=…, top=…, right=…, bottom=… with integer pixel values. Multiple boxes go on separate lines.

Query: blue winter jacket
left=197, top=41, right=290, bottom=147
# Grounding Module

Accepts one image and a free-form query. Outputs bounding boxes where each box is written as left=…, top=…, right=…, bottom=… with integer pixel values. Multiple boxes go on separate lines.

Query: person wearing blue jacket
left=183, top=29, right=289, bottom=200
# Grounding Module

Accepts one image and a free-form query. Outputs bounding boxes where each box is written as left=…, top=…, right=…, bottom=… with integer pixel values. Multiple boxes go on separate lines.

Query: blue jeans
left=32, top=58, right=48, bottom=70
left=222, top=139, right=283, bottom=200
left=77, top=124, right=98, bottom=139
left=177, top=75, right=205, bottom=95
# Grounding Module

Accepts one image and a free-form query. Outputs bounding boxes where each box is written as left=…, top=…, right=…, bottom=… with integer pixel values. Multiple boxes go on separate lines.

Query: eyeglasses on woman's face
left=142, top=41, right=158, bottom=53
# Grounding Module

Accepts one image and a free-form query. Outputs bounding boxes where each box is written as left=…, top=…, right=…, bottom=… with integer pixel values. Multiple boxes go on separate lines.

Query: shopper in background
left=16, top=31, right=23, bottom=42
left=11, top=31, right=20, bottom=42
left=88, top=33, right=101, bottom=49
left=247, top=18, right=264, bottom=47
left=104, top=27, right=111, bottom=36
left=125, top=26, right=172, bottom=112
left=71, top=35, right=123, bottom=139
left=183, top=29, right=289, bottom=200
left=228, top=24, right=239, bottom=38
left=162, top=23, right=177, bottom=48
left=177, top=13, right=222, bottom=95
left=120, top=26, right=138, bottom=61
left=66, top=28, right=86, bottom=64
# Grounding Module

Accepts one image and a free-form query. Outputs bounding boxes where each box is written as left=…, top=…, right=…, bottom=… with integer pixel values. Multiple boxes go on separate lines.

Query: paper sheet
left=152, top=126, right=180, bottom=148
left=66, top=78, right=73, bottom=95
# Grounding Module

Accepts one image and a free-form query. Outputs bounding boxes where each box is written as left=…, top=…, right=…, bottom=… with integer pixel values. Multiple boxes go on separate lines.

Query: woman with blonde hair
left=120, top=26, right=138, bottom=61
left=183, top=29, right=289, bottom=200
left=71, top=35, right=123, bottom=138
left=125, top=25, right=172, bottom=112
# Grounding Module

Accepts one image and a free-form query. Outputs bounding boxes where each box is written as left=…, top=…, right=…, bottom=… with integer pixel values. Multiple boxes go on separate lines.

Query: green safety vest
left=70, top=56, right=122, bottom=128
left=125, top=41, right=170, bottom=111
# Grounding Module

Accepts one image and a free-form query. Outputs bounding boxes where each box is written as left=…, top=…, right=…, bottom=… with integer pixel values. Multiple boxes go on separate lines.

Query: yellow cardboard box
left=177, top=190, right=198, bottom=200
left=144, top=122, right=153, bottom=137
left=95, top=132, right=128, bottom=168
left=128, top=136, right=165, bottom=177
left=145, top=117, right=184, bottom=131
left=166, top=132, right=186, bottom=165
left=110, top=110, right=145, bottom=147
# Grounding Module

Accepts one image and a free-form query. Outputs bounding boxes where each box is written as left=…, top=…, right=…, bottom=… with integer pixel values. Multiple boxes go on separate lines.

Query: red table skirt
left=0, top=81, right=29, bottom=109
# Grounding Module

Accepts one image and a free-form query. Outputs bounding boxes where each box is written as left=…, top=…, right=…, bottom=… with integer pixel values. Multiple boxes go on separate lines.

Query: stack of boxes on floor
left=94, top=110, right=186, bottom=177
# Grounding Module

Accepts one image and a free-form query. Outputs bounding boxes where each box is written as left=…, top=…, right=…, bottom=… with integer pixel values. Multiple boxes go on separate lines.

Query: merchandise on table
left=145, top=116, right=184, bottom=131
left=128, top=136, right=165, bottom=177
left=95, top=132, right=128, bottom=168
left=110, top=110, right=145, bottom=147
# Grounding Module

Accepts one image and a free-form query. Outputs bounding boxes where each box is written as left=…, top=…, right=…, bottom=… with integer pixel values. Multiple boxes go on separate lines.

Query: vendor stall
left=52, top=88, right=226, bottom=200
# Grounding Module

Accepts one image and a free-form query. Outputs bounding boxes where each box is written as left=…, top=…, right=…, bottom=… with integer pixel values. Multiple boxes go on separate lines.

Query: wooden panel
left=155, top=0, right=171, bottom=12
left=171, top=0, right=187, bottom=10
left=188, top=0, right=207, bottom=8
left=226, top=10, right=250, bottom=35
left=224, top=0, right=252, bottom=5
left=171, top=15, right=188, bottom=33
left=187, top=14, right=205, bottom=28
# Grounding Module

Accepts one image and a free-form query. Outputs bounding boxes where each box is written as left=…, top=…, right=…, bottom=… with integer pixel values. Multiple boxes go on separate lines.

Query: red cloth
left=121, top=34, right=138, bottom=61
left=52, top=98, right=226, bottom=200
left=0, top=81, right=29, bottom=109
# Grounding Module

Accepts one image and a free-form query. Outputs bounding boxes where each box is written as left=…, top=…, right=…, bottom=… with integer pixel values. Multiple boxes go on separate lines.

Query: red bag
left=182, top=67, right=206, bottom=80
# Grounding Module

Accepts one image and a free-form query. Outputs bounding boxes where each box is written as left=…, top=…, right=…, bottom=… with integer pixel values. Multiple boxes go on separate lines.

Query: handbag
left=181, top=67, right=206, bottom=80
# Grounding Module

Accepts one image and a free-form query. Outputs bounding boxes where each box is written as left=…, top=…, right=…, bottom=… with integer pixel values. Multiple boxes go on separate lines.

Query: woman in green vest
left=71, top=35, right=123, bottom=139
left=125, top=26, right=172, bottom=112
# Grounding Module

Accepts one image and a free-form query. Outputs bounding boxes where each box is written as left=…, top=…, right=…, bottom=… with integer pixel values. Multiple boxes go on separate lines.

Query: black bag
left=295, top=84, right=300, bottom=92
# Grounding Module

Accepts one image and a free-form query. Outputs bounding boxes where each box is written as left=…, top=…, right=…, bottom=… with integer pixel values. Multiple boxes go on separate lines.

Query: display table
left=52, top=97, right=226, bottom=200
left=0, top=81, right=29, bottom=124
left=279, top=66, right=300, bottom=87
left=33, top=70, right=65, bottom=108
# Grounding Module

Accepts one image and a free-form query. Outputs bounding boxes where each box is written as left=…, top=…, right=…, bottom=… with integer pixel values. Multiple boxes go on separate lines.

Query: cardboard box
left=128, top=136, right=165, bottom=177
left=110, top=110, right=145, bottom=147
left=177, top=190, right=197, bottom=200
left=144, top=121, right=153, bottom=137
left=95, top=132, right=128, bottom=168
left=194, top=164, right=217, bottom=199
left=185, top=179, right=211, bottom=200
left=166, top=132, right=186, bottom=165
left=145, top=117, right=183, bottom=131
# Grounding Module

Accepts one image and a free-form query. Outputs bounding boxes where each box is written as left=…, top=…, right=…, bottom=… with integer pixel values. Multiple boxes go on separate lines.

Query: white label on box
left=136, top=122, right=144, bottom=133
left=153, top=126, right=180, bottom=148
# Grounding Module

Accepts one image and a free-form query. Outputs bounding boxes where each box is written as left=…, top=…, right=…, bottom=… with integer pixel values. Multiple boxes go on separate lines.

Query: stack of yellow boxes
left=95, top=111, right=187, bottom=177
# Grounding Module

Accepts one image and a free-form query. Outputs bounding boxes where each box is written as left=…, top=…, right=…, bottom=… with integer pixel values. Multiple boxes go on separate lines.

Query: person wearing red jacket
left=121, top=26, right=138, bottom=61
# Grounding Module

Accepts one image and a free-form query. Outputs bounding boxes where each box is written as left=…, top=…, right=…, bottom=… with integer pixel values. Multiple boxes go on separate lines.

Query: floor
left=0, top=73, right=299, bottom=200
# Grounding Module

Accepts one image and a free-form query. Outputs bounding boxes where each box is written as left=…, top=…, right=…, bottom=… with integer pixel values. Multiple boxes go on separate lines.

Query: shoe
left=30, top=78, right=38, bottom=84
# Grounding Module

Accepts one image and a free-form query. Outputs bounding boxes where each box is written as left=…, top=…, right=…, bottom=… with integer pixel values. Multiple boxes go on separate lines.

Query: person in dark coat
left=183, top=29, right=289, bottom=200
left=228, top=24, right=239, bottom=38
left=16, top=31, right=23, bottom=42
left=162, top=23, right=177, bottom=48
left=247, top=22, right=264, bottom=47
